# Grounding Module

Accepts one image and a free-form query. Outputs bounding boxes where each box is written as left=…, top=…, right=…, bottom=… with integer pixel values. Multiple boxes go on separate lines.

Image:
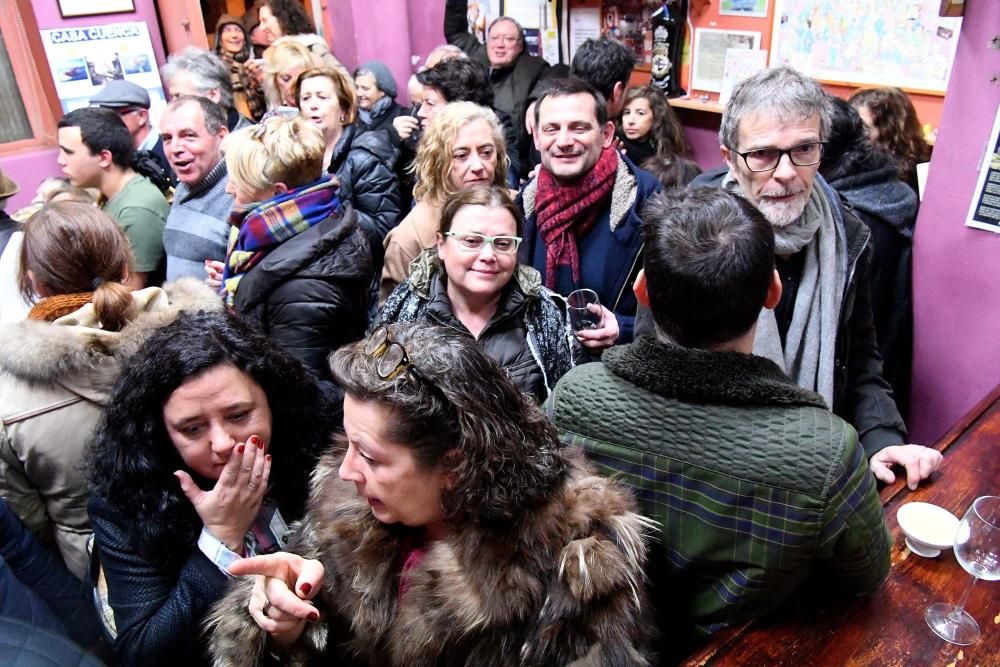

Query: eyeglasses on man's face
left=731, top=141, right=827, bottom=173
left=488, top=34, right=519, bottom=44
left=364, top=326, right=421, bottom=381
left=443, top=231, right=521, bottom=255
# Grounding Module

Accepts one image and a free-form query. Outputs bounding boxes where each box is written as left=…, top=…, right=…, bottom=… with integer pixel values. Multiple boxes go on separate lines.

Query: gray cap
left=357, top=61, right=398, bottom=99
left=90, top=80, right=151, bottom=109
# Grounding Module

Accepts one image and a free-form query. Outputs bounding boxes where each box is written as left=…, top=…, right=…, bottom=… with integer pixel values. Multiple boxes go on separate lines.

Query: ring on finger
left=262, top=600, right=271, bottom=618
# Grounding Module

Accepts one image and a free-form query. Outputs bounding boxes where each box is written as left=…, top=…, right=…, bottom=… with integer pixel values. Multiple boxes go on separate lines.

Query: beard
left=756, top=189, right=810, bottom=228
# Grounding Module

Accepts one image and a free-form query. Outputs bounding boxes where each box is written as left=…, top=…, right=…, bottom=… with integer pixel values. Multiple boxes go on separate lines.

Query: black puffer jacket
left=328, top=124, right=402, bottom=255
left=233, top=205, right=372, bottom=380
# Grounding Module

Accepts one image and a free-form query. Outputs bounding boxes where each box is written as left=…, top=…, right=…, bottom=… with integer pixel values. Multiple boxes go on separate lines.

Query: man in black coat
left=444, top=0, right=549, bottom=174
left=690, top=66, right=941, bottom=489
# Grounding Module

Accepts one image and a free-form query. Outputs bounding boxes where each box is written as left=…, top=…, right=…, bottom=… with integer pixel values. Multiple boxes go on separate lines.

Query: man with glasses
left=90, top=80, right=174, bottom=187
left=443, top=0, right=550, bottom=171
left=691, top=66, right=941, bottom=489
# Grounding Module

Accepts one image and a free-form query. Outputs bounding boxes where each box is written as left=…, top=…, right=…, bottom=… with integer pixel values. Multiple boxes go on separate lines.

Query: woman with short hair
left=88, top=312, right=336, bottom=665
left=353, top=61, right=407, bottom=134
left=208, top=322, right=653, bottom=665
left=221, top=115, right=372, bottom=379
left=380, top=101, right=509, bottom=301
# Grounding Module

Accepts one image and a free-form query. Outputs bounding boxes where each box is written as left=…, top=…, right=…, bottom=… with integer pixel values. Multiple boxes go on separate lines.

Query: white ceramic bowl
left=896, top=502, right=960, bottom=557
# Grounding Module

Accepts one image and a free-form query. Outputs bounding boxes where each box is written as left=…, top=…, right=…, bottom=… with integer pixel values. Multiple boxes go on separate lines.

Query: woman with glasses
left=381, top=102, right=510, bottom=302
left=88, top=312, right=335, bottom=665
left=379, top=185, right=573, bottom=401
left=219, top=115, right=372, bottom=381
left=208, top=321, right=652, bottom=665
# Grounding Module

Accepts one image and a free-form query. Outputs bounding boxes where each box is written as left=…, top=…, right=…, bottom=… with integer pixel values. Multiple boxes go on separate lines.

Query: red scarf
left=534, top=145, right=619, bottom=289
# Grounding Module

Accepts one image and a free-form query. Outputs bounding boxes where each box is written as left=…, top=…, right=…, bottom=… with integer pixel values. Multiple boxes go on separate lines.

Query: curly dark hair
left=89, top=312, right=337, bottom=566
left=620, top=86, right=689, bottom=157
left=820, top=96, right=898, bottom=183
left=848, top=87, right=930, bottom=182
left=416, top=57, right=493, bottom=107
left=262, top=0, right=316, bottom=36
left=329, top=323, right=567, bottom=528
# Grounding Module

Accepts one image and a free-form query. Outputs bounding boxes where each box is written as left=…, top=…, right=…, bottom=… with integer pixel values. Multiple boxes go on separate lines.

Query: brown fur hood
left=208, top=448, right=655, bottom=666
left=0, top=278, right=222, bottom=402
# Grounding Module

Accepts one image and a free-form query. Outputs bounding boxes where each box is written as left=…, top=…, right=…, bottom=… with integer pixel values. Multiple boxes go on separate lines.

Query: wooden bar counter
left=682, top=385, right=1000, bottom=666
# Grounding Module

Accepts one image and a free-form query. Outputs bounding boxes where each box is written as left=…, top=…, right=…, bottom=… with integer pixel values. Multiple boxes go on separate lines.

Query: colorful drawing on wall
left=966, top=105, right=1000, bottom=234
left=771, top=0, right=962, bottom=93
left=40, top=23, right=166, bottom=123
left=720, top=0, right=768, bottom=18
left=691, top=28, right=761, bottom=93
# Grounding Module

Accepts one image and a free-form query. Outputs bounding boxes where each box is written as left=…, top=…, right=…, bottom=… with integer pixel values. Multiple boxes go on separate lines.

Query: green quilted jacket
left=550, top=336, right=891, bottom=641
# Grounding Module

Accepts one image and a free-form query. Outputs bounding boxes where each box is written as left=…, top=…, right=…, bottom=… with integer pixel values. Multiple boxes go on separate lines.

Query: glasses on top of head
left=444, top=231, right=522, bottom=255
left=731, top=141, right=827, bottom=173
left=364, top=326, right=424, bottom=382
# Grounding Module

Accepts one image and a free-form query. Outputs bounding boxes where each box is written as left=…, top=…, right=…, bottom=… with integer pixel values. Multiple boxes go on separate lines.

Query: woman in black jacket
left=354, top=61, right=408, bottom=135
left=295, top=67, right=402, bottom=254
left=221, top=115, right=373, bottom=378
left=88, top=313, right=336, bottom=666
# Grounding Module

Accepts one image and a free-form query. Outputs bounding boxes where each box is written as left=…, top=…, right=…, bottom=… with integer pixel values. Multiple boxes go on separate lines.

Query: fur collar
left=605, top=336, right=827, bottom=408
left=0, top=278, right=222, bottom=385
left=522, top=153, right=638, bottom=232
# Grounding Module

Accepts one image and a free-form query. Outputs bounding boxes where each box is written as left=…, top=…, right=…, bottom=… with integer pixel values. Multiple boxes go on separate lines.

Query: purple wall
left=2, top=0, right=166, bottom=212
left=908, top=0, right=1000, bottom=442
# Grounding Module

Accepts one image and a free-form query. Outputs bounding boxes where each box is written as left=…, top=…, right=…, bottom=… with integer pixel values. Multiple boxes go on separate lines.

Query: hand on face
left=574, top=304, right=620, bottom=350
left=175, top=434, right=271, bottom=551
left=229, top=552, right=324, bottom=647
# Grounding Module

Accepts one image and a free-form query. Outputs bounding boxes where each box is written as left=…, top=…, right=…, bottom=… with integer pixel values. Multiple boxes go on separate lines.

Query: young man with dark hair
left=570, top=36, right=636, bottom=117
left=519, top=77, right=660, bottom=348
left=549, top=186, right=891, bottom=650
left=57, top=108, right=168, bottom=287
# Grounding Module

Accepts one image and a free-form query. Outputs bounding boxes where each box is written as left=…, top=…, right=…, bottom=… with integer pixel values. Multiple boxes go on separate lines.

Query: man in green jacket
left=550, top=187, right=891, bottom=648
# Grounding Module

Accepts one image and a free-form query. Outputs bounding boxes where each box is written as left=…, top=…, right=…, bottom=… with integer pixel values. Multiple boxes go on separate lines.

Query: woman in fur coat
left=0, top=202, right=222, bottom=580
left=208, top=322, right=654, bottom=665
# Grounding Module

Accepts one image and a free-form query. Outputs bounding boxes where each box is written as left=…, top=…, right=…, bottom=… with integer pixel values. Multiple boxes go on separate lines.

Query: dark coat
left=825, top=164, right=917, bottom=417
left=327, top=124, right=402, bottom=252
left=208, top=449, right=653, bottom=666
left=518, top=154, right=662, bottom=344
left=357, top=100, right=408, bottom=136
left=688, top=168, right=906, bottom=455
left=0, top=617, right=106, bottom=667
left=444, top=0, right=549, bottom=171
left=233, top=204, right=373, bottom=380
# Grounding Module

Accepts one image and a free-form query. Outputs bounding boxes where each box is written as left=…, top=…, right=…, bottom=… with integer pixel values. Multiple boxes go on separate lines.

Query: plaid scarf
left=222, top=175, right=342, bottom=307
left=534, top=145, right=618, bottom=289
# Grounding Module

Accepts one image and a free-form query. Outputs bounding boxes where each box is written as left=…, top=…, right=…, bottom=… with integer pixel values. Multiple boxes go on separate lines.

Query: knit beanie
left=357, top=61, right=397, bottom=99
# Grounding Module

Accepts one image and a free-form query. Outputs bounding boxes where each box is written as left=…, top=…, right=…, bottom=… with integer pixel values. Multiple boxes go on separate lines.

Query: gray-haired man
left=692, top=66, right=941, bottom=488
left=161, top=47, right=253, bottom=132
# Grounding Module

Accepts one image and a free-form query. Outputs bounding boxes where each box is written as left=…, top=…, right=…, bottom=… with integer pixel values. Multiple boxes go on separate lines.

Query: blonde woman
left=261, top=37, right=348, bottom=109
left=380, top=101, right=509, bottom=302
left=221, top=115, right=372, bottom=379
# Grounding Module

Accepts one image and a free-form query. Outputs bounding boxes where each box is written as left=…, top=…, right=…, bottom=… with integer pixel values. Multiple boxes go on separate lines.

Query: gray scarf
left=724, top=172, right=847, bottom=405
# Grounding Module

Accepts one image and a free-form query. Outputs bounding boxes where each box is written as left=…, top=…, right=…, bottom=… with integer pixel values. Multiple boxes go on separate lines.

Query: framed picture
left=691, top=28, right=762, bottom=93
left=719, top=0, right=769, bottom=18
left=58, top=0, right=135, bottom=19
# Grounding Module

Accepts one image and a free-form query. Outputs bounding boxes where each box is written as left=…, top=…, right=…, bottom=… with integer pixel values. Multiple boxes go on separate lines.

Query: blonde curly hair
left=223, top=115, right=326, bottom=194
left=412, top=101, right=508, bottom=204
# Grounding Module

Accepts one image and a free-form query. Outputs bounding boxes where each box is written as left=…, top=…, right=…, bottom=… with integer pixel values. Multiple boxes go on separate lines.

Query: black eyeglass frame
left=729, top=141, right=828, bottom=173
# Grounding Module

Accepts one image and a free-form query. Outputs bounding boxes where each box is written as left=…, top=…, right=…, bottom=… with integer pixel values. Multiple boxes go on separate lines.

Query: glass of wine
left=925, top=495, right=1000, bottom=645
left=567, top=289, right=603, bottom=332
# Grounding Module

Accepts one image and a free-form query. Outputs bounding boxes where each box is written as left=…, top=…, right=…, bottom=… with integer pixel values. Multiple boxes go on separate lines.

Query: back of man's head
left=161, top=47, right=233, bottom=112
left=58, top=107, right=133, bottom=170
left=642, top=188, right=775, bottom=348
left=719, top=66, right=830, bottom=150
left=570, top=37, right=635, bottom=103
left=417, top=57, right=493, bottom=107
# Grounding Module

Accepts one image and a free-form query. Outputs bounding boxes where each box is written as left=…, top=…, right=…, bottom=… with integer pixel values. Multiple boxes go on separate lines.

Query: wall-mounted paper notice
left=569, top=7, right=601, bottom=62
left=720, top=48, right=768, bottom=104
left=504, top=0, right=543, bottom=29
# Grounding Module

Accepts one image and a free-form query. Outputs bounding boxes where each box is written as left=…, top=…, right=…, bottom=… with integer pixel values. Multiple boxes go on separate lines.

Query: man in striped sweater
left=549, top=187, right=891, bottom=652
left=160, top=95, right=233, bottom=283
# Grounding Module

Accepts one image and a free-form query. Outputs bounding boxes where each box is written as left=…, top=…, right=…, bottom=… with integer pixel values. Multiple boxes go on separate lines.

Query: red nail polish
left=257, top=439, right=264, bottom=449
left=265, top=454, right=272, bottom=462
left=307, top=611, right=319, bottom=623
left=300, top=583, right=312, bottom=595
left=250, top=435, right=260, bottom=446
left=237, top=444, right=245, bottom=454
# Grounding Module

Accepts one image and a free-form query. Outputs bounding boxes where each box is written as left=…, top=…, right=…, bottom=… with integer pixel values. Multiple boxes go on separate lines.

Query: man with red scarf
left=518, top=78, right=661, bottom=349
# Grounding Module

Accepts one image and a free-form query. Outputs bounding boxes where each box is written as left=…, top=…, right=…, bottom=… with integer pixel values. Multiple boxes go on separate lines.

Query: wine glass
left=567, top=289, right=603, bottom=332
left=925, top=495, right=1000, bottom=645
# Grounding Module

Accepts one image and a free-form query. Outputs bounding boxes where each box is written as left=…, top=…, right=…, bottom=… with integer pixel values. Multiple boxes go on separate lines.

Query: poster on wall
left=965, top=105, right=1000, bottom=234
left=40, top=22, right=166, bottom=122
left=720, top=49, right=768, bottom=104
left=691, top=28, right=761, bottom=93
left=466, top=1, right=501, bottom=43
left=771, top=0, right=962, bottom=93
left=720, top=0, right=768, bottom=18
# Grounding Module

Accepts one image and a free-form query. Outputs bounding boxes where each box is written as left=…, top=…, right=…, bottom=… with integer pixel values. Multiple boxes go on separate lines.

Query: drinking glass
left=925, top=495, right=1000, bottom=645
left=567, top=289, right=602, bottom=332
